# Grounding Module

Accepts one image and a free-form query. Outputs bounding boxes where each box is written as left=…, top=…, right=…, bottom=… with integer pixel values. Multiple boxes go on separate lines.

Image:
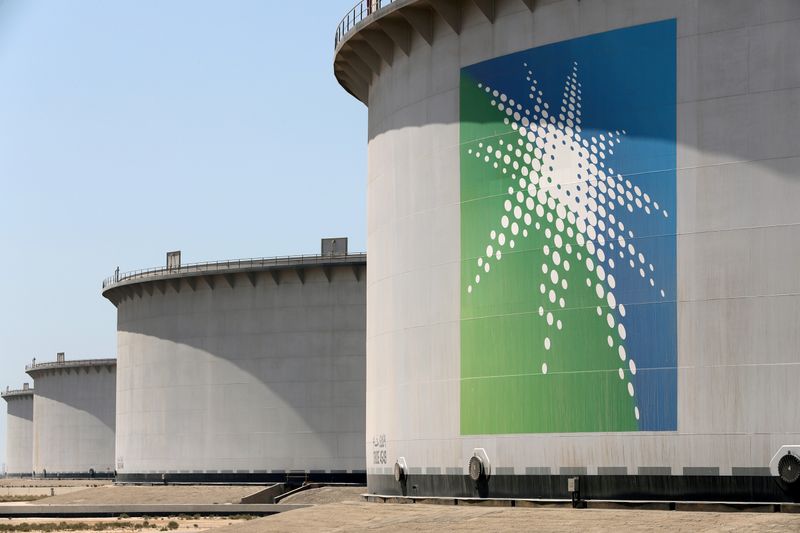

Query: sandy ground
left=0, top=516, right=254, bottom=532
left=210, top=501, right=800, bottom=532
left=279, top=487, right=364, bottom=505
left=0, top=480, right=111, bottom=488
left=0, top=480, right=111, bottom=500
left=35, top=485, right=270, bottom=505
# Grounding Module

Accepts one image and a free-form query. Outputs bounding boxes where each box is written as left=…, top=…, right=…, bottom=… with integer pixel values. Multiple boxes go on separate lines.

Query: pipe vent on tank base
left=394, top=457, right=407, bottom=482
left=779, top=454, right=800, bottom=484
left=468, top=448, right=491, bottom=482
left=770, top=445, right=800, bottom=484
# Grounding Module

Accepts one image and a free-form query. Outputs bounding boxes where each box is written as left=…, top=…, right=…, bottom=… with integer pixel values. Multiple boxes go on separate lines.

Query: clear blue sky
left=0, top=0, right=366, bottom=470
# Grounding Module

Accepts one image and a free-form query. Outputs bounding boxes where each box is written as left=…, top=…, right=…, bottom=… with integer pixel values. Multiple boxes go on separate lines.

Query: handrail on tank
left=102, top=252, right=367, bottom=290
left=335, top=0, right=397, bottom=48
left=25, top=358, right=116, bottom=372
left=1, top=387, right=34, bottom=397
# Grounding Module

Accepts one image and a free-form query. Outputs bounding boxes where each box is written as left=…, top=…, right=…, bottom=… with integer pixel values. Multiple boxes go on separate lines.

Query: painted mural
left=460, top=20, right=677, bottom=434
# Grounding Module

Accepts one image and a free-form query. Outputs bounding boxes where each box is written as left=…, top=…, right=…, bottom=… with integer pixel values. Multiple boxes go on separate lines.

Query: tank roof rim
left=25, top=358, right=117, bottom=377
left=101, top=253, right=366, bottom=296
left=1, top=388, right=35, bottom=400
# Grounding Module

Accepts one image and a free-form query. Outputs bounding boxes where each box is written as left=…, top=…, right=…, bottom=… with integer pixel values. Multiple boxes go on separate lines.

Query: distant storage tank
left=1, top=384, right=34, bottom=477
left=27, top=355, right=116, bottom=477
left=334, top=0, right=800, bottom=501
left=102, top=240, right=367, bottom=482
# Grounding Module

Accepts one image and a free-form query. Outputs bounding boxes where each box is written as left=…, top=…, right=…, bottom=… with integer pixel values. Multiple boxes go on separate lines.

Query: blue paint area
left=463, top=20, right=677, bottom=431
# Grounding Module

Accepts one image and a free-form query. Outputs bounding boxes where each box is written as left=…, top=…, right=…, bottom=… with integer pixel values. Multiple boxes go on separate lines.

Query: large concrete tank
left=27, top=355, right=116, bottom=477
left=102, top=242, right=367, bottom=483
left=334, top=0, right=800, bottom=501
left=1, top=385, right=34, bottom=477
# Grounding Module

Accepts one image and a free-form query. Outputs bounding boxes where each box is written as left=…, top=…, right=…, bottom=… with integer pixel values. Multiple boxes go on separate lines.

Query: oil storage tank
left=334, top=0, right=800, bottom=501
left=1, top=384, right=34, bottom=477
left=102, top=240, right=366, bottom=483
left=27, top=354, right=116, bottom=477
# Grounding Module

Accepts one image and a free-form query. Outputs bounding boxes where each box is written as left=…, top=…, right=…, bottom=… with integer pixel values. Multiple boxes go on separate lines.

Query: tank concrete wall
left=29, top=363, right=116, bottom=475
left=110, top=264, right=366, bottom=477
left=2, top=393, right=33, bottom=476
left=351, top=0, right=800, bottom=494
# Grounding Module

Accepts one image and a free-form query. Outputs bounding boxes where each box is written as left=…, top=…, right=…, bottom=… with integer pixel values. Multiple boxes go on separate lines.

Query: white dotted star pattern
left=465, top=62, right=671, bottom=423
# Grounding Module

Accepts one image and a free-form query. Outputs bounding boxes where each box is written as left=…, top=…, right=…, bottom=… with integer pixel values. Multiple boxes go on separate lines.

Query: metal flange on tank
left=770, top=446, right=800, bottom=486
left=468, top=448, right=491, bottom=497
left=394, top=457, right=409, bottom=495
left=394, top=457, right=408, bottom=482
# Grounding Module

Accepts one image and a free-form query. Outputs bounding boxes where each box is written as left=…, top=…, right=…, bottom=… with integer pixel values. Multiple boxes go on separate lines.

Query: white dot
left=496, top=250, right=502, bottom=261
left=502, top=216, right=509, bottom=228
left=491, top=230, right=497, bottom=239
left=556, top=320, right=562, bottom=330
left=544, top=337, right=551, bottom=350
left=618, top=368, right=625, bottom=380
left=546, top=312, right=554, bottom=325
left=540, top=283, right=546, bottom=294
left=634, top=406, right=640, bottom=420
left=627, top=382, right=634, bottom=397
left=607, top=335, right=614, bottom=347
left=618, top=345, right=626, bottom=361
left=619, top=304, right=626, bottom=317
left=629, top=359, right=637, bottom=375
left=475, top=274, right=481, bottom=284
left=606, top=314, right=615, bottom=328
left=484, top=263, right=490, bottom=273
left=549, top=290, right=556, bottom=303
left=550, top=270, right=559, bottom=284
left=467, top=285, right=473, bottom=293
left=618, top=323, right=627, bottom=340
left=595, top=284, right=605, bottom=299
left=607, top=292, right=616, bottom=309
left=542, top=363, right=548, bottom=374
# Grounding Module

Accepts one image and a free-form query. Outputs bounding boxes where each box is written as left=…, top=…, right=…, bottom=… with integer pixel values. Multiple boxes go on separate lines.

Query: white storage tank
left=102, top=241, right=367, bottom=482
left=334, top=0, right=800, bottom=501
left=27, top=354, right=116, bottom=478
left=1, top=384, right=34, bottom=477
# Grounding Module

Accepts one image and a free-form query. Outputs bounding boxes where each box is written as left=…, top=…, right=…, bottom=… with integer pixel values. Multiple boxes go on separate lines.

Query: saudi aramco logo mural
left=460, top=20, right=677, bottom=434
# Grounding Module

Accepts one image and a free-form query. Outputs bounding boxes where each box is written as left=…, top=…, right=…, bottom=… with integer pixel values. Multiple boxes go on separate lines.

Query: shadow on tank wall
left=110, top=264, right=367, bottom=480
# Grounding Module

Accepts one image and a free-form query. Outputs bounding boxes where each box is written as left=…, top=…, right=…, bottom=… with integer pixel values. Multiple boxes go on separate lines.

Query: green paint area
left=460, top=73, right=637, bottom=435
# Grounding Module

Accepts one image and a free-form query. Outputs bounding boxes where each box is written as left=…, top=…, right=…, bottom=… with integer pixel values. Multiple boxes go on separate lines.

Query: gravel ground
left=211, top=501, right=800, bottom=532
left=35, top=485, right=271, bottom=505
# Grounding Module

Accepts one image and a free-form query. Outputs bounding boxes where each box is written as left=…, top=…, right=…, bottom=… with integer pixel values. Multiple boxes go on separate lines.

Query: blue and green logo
left=460, top=20, right=677, bottom=434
